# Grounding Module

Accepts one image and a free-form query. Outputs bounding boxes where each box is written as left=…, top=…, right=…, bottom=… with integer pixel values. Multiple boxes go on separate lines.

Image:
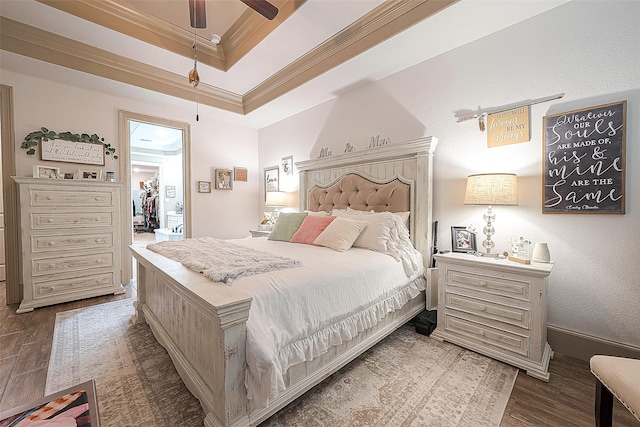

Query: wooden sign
left=542, top=101, right=626, bottom=214
left=41, top=139, right=105, bottom=165
left=487, top=106, right=530, bottom=147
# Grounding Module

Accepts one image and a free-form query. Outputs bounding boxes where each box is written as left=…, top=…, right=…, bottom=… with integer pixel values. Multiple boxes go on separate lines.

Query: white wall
left=259, top=1, right=640, bottom=348
left=2, top=67, right=260, bottom=239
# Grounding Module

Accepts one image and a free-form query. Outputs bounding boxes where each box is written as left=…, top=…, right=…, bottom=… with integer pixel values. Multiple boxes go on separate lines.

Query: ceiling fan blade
left=189, top=0, right=207, bottom=28
left=239, top=0, right=279, bottom=20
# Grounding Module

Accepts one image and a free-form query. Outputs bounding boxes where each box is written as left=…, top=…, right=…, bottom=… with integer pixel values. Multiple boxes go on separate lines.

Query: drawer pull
left=48, top=218, right=54, bottom=223
left=479, top=305, right=486, bottom=311
left=49, top=263, right=56, bottom=269
left=96, top=259, right=103, bottom=264
left=95, top=238, right=105, bottom=243
left=94, top=197, right=101, bottom=201
left=46, top=241, right=55, bottom=246
left=480, top=281, right=487, bottom=287
left=46, top=195, right=53, bottom=200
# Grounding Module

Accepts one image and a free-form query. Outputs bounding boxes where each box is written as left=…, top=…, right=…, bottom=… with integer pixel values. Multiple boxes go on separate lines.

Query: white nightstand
left=249, top=230, right=271, bottom=238
left=431, top=252, right=554, bottom=381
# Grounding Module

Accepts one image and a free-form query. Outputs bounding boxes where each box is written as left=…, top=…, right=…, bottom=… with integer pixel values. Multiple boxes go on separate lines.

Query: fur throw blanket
left=147, top=237, right=302, bottom=283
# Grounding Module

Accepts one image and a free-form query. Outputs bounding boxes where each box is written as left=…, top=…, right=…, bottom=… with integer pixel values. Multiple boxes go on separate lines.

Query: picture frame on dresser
left=451, top=226, right=476, bottom=253
left=33, top=165, right=60, bottom=179
left=78, top=169, right=102, bottom=180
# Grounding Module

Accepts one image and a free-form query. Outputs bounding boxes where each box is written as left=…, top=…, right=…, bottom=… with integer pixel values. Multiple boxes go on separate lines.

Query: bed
left=129, top=137, right=438, bottom=427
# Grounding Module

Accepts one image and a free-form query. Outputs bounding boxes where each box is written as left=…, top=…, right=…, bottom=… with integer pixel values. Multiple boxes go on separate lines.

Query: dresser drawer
left=445, top=291, right=531, bottom=329
left=31, top=233, right=113, bottom=253
left=443, top=315, right=530, bottom=357
left=34, top=272, right=115, bottom=298
left=29, top=189, right=113, bottom=207
left=32, top=253, right=114, bottom=276
left=30, top=212, right=113, bottom=229
left=446, top=268, right=531, bottom=302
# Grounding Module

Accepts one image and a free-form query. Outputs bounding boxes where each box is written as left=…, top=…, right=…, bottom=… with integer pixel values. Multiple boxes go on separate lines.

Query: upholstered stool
left=590, top=355, right=640, bottom=427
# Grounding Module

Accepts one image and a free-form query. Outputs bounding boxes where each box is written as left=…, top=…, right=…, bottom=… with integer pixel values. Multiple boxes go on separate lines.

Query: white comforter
left=228, top=238, right=425, bottom=408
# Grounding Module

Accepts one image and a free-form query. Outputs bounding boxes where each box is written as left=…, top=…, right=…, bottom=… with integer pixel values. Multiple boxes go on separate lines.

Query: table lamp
left=464, top=173, right=518, bottom=257
left=265, top=191, right=288, bottom=222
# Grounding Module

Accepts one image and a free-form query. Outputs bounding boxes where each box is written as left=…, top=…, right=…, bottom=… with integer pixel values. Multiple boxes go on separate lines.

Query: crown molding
left=242, top=0, right=458, bottom=113
left=1, top=0, right=458, bottom=117
left=0, top=17, right=244, bottom=114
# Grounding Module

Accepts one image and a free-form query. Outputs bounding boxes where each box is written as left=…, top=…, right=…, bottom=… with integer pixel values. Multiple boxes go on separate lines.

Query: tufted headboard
left=296, top=137, right=437, bottom=265
left=308, top=172, right=410, bottom=214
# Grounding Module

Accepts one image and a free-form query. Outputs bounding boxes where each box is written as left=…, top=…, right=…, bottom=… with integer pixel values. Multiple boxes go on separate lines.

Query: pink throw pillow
left=290, top=215, right=336, bottom=245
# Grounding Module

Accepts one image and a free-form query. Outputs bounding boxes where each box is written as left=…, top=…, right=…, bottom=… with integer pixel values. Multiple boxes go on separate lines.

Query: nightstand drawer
left=446, top=269, right=531, bottom=302
left=30, top=212, right=113, bottom=229
left=445, top=291, right=531, bottom=329
left=444, top=315, right=530, bottom=357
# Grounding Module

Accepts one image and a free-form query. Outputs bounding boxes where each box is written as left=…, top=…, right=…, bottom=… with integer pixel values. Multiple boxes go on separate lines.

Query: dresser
left=431, top=252, right=554, bottom=380
left=15, top=178, right=125, bottom=313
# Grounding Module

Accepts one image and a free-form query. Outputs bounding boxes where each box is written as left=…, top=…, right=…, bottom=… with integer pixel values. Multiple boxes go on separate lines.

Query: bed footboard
left=130, top=244, right=253, bottom=427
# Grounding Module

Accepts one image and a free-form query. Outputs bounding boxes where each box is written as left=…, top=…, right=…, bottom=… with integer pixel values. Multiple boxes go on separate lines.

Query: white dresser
left=431, top=252, right=554, bottom=380
left=15, top=178, right=125, bottom=313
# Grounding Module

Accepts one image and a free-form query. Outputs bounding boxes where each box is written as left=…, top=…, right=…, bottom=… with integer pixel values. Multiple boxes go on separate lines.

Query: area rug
left=46, top=299, right=517, bottom=427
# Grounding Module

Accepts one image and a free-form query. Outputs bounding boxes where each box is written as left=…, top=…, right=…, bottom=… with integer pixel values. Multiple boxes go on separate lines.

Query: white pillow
left=313, top=216, right=368, bottom=252
left=344, top=207, right=410, bottom=229
left=332, top=210, right=396, bottom=252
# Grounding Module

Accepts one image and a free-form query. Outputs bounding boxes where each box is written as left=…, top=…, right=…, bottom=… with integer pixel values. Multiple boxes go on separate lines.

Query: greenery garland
left=21, top=127, right=118, bottom=159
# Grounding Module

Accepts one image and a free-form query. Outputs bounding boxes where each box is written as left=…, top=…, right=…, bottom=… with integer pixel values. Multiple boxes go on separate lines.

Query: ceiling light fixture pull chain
left=189, top=7, right=201, bottom=121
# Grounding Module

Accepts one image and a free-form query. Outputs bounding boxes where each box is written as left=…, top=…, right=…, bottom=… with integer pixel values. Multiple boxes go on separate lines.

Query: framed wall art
left=264, top=165, right=279, bottom=194
left=165, top=185, right=176, bottom=198
left=41, top=139, right=105, bottom=166
left=451, top=226, right=477, bottom=253
left=215, top=168, right=233, bottom=190
left=281, top=155, right=293, bottom=176
left=33, top=165, right=60, bottom=179
left=542, top=100, right=626, bottom=214
left=234, top=167, right=247, bottom=182
left=198, top=181, right=211, bottom=193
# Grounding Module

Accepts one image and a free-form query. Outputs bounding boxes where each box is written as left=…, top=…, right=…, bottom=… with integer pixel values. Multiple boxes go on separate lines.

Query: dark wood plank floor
left=1, top=280, right=638, bottom=425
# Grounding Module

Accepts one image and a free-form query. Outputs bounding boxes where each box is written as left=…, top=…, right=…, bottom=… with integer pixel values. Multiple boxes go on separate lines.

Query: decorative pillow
left=345, top=207, right=410, bottom=229
left=313, top=217, right=368, bottom=252
left=332, top=210, right=397, bottom=252
left=290, top=215, right=336, bottom=245
left=268, top=212, right=308, bottom=242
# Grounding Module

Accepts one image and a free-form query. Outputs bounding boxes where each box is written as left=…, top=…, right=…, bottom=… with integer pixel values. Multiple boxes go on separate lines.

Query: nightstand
left=249, top=229, right=271, bottom=238
left=431, top=252, right=554, bottom=381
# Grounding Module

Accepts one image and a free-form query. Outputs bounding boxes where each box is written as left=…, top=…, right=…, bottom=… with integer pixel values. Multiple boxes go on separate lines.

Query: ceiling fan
left=189, top=0, right=278, bottom=28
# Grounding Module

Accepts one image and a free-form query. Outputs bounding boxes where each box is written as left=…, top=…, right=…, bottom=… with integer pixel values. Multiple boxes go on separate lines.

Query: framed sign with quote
left=41, top=139, right=106, bottom=166
left=542, top=100, right=626, bottom=214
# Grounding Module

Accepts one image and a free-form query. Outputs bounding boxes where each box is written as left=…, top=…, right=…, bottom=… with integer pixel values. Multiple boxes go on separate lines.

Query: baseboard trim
left=547, top=325, right=640, bottom=361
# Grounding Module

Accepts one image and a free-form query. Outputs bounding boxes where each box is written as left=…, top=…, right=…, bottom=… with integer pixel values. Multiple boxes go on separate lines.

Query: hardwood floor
left=1, top=280, right=638, bottom=426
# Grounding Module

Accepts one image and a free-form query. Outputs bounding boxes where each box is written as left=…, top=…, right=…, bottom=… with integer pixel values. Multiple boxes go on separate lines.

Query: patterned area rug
left=46, top=299, right=517, bottom=427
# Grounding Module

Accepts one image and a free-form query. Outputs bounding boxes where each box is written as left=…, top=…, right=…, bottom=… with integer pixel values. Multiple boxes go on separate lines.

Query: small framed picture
left=215, top=168, right=233, bottom=190
left=234, top=167, right=247, bottom=182
left=77, top=169, right=102, bottom=180
left=451, top=226, right=477, bottom=253
left=264, top=165, right=279, bottom=195
left=33, top=165, right=60, bottom=179
left=198, top=180, right=211, bottom=193
left=165, top=185, right=176, bottom=198
left=63, top=173, right=74, bottom=179
left=281, top=155, right=293, bottom=176
left=104, top=171, right=116, bottom=182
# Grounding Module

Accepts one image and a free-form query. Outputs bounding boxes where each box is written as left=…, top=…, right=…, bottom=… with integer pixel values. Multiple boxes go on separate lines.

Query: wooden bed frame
left=129, top=137, right=438, bottom=427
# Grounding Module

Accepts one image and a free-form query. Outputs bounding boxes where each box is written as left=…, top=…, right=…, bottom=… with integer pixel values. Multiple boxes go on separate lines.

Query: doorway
left=118, top=111, right=191, bottom=285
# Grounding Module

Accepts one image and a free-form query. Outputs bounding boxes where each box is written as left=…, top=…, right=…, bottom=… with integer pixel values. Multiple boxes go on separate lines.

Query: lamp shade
left=464, top=173, right=518, bottom=206
left=265, top=191, right=288, bottom=207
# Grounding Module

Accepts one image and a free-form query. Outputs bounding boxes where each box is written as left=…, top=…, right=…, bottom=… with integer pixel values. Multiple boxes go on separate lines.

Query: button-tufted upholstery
left=308, top=173, right=410, bottom=214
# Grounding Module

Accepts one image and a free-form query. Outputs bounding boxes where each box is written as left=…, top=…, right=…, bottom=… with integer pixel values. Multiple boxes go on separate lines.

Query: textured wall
left=259, top=1, right=640, bottom=348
